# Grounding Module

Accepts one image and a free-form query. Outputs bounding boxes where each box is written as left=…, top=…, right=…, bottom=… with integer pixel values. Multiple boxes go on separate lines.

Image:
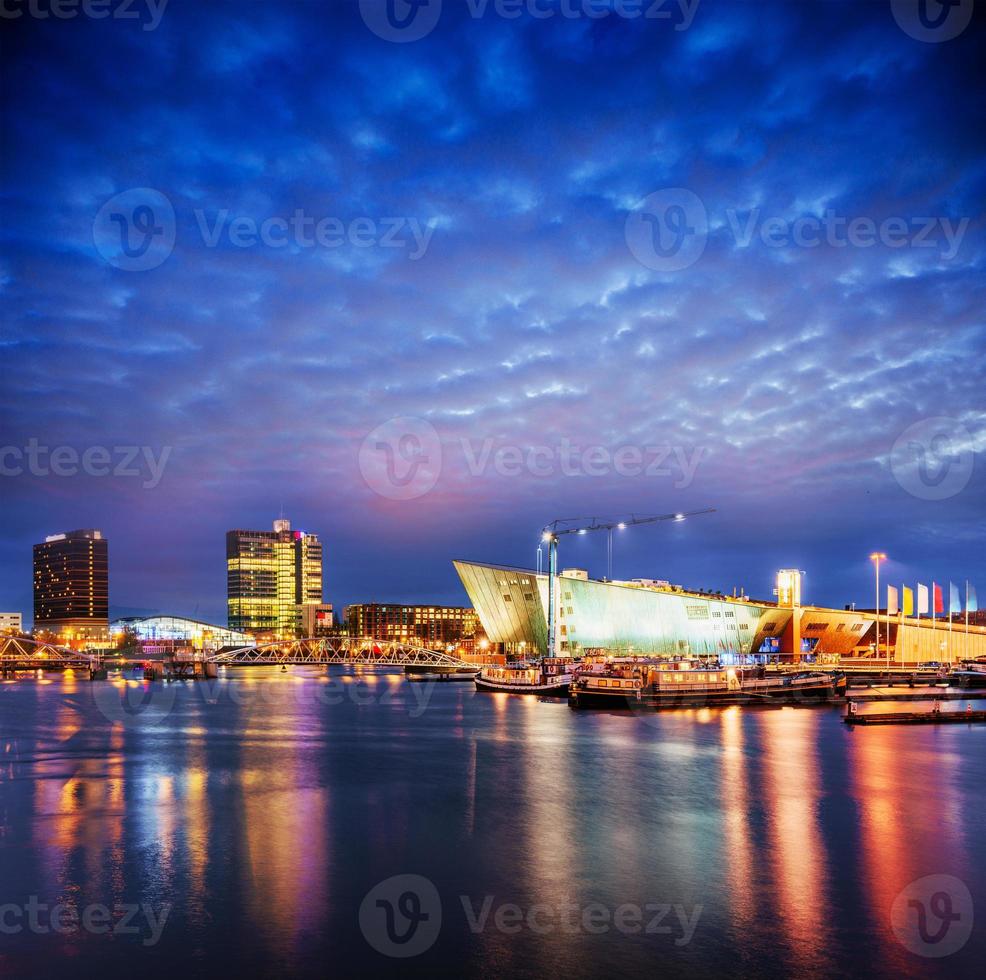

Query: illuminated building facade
left=345, top=603, right=480, bottom=648
left=227, top=518, right=324, bottom=636
left=110, top=615, right=255, bottom=653
left=33, top=529, right=109, bottom=644
left=0, top=612, right=23, bottom=633
left=453, top=560, right=986, bottom=663
left=300, top=603, right=335, bottom=636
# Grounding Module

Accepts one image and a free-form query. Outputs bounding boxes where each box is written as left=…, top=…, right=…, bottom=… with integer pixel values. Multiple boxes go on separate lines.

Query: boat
left=949, top=661, right=986, bottom=688
left=474, top=659, right=576, bottom=696
left=569, top=659, right=846, bottom=709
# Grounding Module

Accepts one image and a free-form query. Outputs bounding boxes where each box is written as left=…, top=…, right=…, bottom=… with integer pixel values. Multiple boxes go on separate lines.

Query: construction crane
left=539, top=509, right=716, bottom=658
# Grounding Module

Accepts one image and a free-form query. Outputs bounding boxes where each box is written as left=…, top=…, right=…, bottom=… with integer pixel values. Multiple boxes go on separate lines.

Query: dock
left=847, top=687, right=979, bottom=702
left=845, top=707, right=986, bottom=725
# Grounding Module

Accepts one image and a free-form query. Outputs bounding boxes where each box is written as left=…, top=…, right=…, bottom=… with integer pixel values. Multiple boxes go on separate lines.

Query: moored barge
left=474, top=659, right=576, bottom=696
left=569, top=660, right=846, bottom=709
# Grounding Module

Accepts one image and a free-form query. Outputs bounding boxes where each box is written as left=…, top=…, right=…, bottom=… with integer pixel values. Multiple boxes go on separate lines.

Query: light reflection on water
left=1, top=668, right=984, bottom=979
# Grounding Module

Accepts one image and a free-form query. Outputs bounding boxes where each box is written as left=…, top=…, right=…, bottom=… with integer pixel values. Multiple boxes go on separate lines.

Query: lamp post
left=870, top=552, right=887, bottom=669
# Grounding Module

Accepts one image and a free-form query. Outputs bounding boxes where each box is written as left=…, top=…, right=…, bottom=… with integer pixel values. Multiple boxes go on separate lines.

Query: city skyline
left=3, top=510, right=983, bottom=630
left=2, top=2, right=984, bottom=625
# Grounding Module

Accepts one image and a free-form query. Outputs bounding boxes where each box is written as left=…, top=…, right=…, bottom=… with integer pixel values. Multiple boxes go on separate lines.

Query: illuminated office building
left=227, top=518, right=324, bottom=636
left=33, top=529, right=109, bottom=643
left=345, top=603, right=479, bottom=648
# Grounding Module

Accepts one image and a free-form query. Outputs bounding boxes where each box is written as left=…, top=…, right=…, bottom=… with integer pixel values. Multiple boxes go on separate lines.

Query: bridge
left=208, top=637, right=473, bottom=669
left=1, top=635, right=95, bottom=671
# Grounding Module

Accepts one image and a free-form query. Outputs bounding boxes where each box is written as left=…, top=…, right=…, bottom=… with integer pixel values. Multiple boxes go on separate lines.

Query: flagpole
left=948, top=585, right=952, bottom=664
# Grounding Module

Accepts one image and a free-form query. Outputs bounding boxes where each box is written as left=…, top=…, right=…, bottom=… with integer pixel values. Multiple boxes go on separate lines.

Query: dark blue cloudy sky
left=1, top=0, right=984, bottom=625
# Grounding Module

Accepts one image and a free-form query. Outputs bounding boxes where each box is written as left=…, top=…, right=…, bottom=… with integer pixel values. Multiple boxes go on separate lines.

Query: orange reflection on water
left=849, top=724, right=969, bottom=967
left=760, top=709, right=829, bottom=968
left=719, top=708, right=754, bottom=930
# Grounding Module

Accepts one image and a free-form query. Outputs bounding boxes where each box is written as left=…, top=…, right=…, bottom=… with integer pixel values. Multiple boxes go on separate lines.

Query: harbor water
left=1, top=668, right=984, bottom=979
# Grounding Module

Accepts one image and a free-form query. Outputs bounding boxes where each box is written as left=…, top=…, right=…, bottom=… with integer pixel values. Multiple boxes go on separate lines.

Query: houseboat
left=569, top=659, right=846, bottom=709
left=474, top=659, right=576, bottom=696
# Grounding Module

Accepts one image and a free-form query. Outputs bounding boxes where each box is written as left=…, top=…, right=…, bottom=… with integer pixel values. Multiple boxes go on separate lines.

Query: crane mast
left=539, top=509, right=715, bottom=658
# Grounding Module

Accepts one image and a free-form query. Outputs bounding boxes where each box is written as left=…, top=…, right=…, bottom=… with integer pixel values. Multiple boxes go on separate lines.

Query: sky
left=1, top=0, right=984, bottom=626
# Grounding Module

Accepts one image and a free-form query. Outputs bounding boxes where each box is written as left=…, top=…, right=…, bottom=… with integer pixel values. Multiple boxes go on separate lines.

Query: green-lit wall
left=454, top=560, right=769, bottom=657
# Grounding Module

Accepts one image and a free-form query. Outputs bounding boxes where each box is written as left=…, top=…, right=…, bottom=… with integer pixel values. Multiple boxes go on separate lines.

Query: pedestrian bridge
left=208, top=637, right=472, bottom=669
left=0, top=635, right=94, bottom=669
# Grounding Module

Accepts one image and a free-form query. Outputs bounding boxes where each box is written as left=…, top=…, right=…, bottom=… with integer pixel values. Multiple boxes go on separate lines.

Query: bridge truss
left=209, top=637, right=471, bottom=669
left=0, top=635, right=93, bottom=669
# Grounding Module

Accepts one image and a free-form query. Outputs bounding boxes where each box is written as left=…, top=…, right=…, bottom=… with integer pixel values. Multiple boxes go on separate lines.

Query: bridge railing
left=208, top=636, right=471, bottom=668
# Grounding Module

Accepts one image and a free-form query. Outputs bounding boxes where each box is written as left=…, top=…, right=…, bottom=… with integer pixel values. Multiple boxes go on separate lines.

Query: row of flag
left=886, top=581, right=979, bottom=618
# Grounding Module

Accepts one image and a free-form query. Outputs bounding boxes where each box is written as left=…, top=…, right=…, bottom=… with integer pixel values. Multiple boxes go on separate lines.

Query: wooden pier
left=845, top=705, right=986, bottom=725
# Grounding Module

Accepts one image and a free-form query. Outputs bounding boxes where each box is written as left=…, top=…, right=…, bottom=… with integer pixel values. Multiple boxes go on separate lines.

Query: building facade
left=111, top=615, right=255, bottom=654
left=453, top=560, right=986, bottom=663
left=33, top=529, right=109, bottom=644
left=227, top=518, right=324, bottom=637
left=345, top=603, right=480, bottom=649
left=0, top=612, right=23, bottom=633
left=300, top=603, right=335, bottom=637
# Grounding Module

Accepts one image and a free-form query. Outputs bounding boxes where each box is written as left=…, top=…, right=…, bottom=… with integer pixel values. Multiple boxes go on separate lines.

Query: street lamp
left=869, top=552, right=887, bottom=669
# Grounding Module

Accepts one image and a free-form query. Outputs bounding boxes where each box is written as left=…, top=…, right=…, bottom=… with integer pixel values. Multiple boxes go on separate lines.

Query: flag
left=949, top=582, right=961, bottom=614
left=903, top=586, right=914, bottom=616
left=887, top=585, right=899, bottom=616
left=969, top=583, right=979, bottom=613
left=917, top=583, right=929, bottom=615
left=933, top=583, right=943, bottom=615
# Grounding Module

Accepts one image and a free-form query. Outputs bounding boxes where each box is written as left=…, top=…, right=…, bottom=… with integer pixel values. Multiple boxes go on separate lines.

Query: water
left=1, top=669, right=984, bottom=979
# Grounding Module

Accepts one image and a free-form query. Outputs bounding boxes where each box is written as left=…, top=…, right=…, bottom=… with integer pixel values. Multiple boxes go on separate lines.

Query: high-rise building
left=226, top=518, right=324, bottom=636
left=0, top=612, right=23, bottom=634
left=344, top=603, right=480, bottom=649
left=33, top=529, right=109, bottom=644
